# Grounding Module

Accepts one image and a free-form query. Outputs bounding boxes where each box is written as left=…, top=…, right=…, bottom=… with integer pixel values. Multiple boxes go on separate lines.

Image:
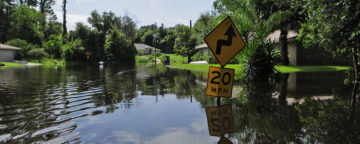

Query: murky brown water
left=0, top=64, right=359, bottom=143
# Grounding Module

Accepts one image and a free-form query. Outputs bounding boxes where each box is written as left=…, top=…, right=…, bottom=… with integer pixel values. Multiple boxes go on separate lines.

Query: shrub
left=6, top=39, right=39, bottom=59
left=27, top=48, right=48, bottom=61
left=43, top=34, right=63, bottom=59
left=104, top=27, right=136, bottom=61
left=192, top=52, right=211, bottom=62
left=61, top=39, right=85, bottom=61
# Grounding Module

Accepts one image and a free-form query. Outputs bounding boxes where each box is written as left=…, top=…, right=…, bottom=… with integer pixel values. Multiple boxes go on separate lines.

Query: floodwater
left=0, top=64, right=359, bottom=144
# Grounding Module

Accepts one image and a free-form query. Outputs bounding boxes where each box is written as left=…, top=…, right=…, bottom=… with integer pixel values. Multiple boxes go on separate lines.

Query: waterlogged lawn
left=170, top=64, right=244, bottom=80
left=276, top=65, right=351, bottom=73
left=170, top=64, right=352, bottom=74
left=0, top=62, right=25, bottom=69
left=170, top=64, right=242, bottom=72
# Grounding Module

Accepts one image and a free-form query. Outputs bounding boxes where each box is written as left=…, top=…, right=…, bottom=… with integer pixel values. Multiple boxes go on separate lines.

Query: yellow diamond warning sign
left=206, top=66, right=234, bottom=98
left=204, top=16, right=246, bottom=67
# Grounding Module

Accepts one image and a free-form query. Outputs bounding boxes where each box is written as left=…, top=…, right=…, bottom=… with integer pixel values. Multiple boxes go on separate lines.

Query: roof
left=195, top=44, right=208, bottom=50
left=0, top=44, right=21, bottom=50
left=134, top=43, right=161, bottom=51
left=265, top=30, right=299, bottom=42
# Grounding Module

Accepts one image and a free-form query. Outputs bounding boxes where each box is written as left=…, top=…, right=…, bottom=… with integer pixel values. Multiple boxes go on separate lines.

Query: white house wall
left=0, top=50, right=16, bottom=62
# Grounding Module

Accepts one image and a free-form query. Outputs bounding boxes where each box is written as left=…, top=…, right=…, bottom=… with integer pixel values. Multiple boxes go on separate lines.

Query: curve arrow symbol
left=216, top=26, right=236, bottom=55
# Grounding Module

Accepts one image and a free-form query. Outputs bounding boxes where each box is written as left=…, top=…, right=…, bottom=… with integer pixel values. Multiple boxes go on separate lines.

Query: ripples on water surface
left=0, top=64, right=359, bottom=143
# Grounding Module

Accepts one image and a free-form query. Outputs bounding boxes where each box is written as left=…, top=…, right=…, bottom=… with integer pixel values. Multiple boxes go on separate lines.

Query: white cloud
left=145, top=128, right=218, bottom=144
left=54, top=10, right=89, bottom=31
left=94, top=131, right=142, bottom=144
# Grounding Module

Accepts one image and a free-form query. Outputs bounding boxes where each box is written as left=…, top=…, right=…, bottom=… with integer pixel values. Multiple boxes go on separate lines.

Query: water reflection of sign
left=85, top=52, right=92, bottom=59
left=205, top=104, right=234, bottom=136
left=204, top=16, right=246, bottom=67
left=206, top=66, right=234, bottom=98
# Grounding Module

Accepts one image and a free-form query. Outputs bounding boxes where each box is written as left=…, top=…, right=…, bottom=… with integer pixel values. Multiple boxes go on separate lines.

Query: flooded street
left=0, top=64, right=359, bottom=143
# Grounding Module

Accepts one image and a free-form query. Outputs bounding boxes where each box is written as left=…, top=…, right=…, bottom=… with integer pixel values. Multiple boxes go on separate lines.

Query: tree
left=135, top=23, right=158, bottom=43
left=8, top=5, right=44, bottom=45
left=253, top=0, right=306, bottom=65
left=87, top=10, right=136, bottom=61
left=27, top=48, right=48, bottom=61
left=141, top=30, right=155, bottom=46
left=104, top=27, right=136, bottom=61
left=297, top=0, right=360, bottom=104
left=214, top=0, right=307, bottom=65
left=192, top=12, right=217, bottom=42
left=43, top=21, right=62, bottom=41
left=43, top=34, right=62, bottom=58
left=160, top=29, right=176, bottom=53
left=27, top=0, right=37, bottom=7
left=38, top=0, right=55, bottom=26
left=6, top=38, right=39, bottom=58
left=0, top=0, right=12, bottom=42
left=213, top=0, right=277, bottom=81
left=39, top=0, right=54, bottom=14
left=62, top=39, right=84, bottom=61
left=174, top=24, right=197, bottom=63
left=120, top=15, right=136, bottom=40
left=62, top=0, right=67, bottom=38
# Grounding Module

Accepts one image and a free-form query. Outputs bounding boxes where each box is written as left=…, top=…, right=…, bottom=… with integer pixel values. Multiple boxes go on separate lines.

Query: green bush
left=104, top=27, right=136, bottom=61
left=43, top=34, right=63, bottom=59
left=136, top=56, right=150, bottom=63
left=6, top=39, right=39, bottom=59
left=62, top=39, right=85, bottom=61
left=192, top=52, right=211, bottom=62
left=27, top=48, right=48, bottom=61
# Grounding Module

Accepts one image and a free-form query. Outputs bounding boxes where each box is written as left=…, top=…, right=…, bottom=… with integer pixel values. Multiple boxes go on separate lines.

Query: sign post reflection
left=205, top=104, right=234, bottom=144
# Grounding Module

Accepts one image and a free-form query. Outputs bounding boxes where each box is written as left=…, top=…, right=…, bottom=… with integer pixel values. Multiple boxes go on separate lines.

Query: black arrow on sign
left=216, top=25, right=236, bottom=55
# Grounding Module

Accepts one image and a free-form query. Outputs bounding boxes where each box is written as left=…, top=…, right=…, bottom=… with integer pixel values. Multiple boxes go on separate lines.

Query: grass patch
left=25, top=58, right=65, bottom=67
left=40, top=58, right=65, bottom=67
left=136, top=53, right=188, bottom=65
left=170, top=64, right=351, bottom=75
left=0, top=62, right=25, bottom=69
left=276, top=65, right=352, bottom=73
left=170, top=64, right=244, bottom=80
left=160, top=54, right=187, bottom=65
left=135, top=56, right=150, bottom=63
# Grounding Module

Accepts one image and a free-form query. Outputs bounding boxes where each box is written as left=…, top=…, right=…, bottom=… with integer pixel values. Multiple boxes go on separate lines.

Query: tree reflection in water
left=1, top=63, right=359, bottom=143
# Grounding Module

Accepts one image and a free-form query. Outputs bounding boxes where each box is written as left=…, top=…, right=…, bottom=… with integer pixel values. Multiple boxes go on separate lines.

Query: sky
left=53, top=0, right=215, bottom=30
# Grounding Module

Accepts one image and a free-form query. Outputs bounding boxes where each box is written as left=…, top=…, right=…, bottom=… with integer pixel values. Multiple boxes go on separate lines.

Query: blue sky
left=53, top=0, right=215, bottom=30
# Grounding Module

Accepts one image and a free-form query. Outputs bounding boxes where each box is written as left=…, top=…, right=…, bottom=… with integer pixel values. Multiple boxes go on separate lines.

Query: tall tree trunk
left=279, top=74, right=289, bottom=106
left=187, top=55, right=191, bottom=64
left=280, top=26, right=289, bottom=65
left=19, top=0, right=23, bottom=4
left=39, top=0, right=46, bottom=27
left=351, top=47, right=359, bottom=107
left=39, top=0, right=45, bottom=14
left=62, top=0, right=67, bottom=39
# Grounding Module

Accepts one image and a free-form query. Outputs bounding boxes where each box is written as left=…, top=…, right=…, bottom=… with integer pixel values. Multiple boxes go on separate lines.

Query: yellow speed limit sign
left=206, top=66, right=234, bottom=98
left=205, top=104, right=234, bottom=136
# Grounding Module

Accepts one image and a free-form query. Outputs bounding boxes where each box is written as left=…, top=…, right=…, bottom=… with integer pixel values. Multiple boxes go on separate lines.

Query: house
left=266, top=30, right=299, bottom=65
left=134, top=43, right=161, bottom=55
left=266, top=30, right=351, bottom=65
left=195, top=44, right=216, bottom=63
left=0, top=43, right=21, bottom=62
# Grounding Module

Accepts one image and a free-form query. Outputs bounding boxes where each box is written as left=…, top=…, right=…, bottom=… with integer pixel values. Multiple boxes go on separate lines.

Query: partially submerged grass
left=276, top=65, right=351, bottom=73
left=25, top=58, right=65, bottom=67
left=170, top=64, right=244, bottom=80
left=0, top=62, right=25, bottom=69
left=170, top=64, right=352, bottom=74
